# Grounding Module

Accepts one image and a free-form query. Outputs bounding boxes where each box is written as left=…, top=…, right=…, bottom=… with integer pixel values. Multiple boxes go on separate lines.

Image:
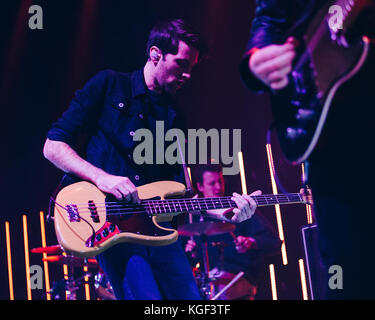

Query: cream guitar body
left=54, top=181, right=186, bottom=258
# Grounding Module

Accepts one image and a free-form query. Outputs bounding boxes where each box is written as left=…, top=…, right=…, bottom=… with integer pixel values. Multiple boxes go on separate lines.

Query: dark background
left=0, top=0, right=310, bottom=300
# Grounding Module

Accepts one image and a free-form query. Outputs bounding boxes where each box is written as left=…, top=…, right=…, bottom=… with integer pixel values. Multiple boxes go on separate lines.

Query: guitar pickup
left=88, top=200, right=100, bottom=223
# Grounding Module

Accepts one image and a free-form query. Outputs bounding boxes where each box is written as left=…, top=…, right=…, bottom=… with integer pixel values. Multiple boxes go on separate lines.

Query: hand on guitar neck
left=248, top=37, right=298, bottom=90
left=204, top=190, right=262, bottom=223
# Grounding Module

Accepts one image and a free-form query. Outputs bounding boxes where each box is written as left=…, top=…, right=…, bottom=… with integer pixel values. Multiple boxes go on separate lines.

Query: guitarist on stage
left=240, top=0, right=375, bottom=299
left=43, top=19, right=259, bottom=300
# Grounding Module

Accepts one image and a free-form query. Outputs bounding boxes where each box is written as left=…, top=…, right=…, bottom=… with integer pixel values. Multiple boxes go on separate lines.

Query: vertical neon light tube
left=269, top=264, right=278, bottom=300
left=5, top=221, right=14, bottom=300
left=299, top=259, right=309, bottom=300
left=266, top=144, right=288, bottom=265
left=187, top=167, right=192, bottom=185
left=39, top=211, right=51, bottom=300
left=23, top=215, right=32, bottom=300
left=83, top=265, right=91, bottom=300
left=238, top=151, right=247, bottom=195
left=62, top=252, right=69, bottom=299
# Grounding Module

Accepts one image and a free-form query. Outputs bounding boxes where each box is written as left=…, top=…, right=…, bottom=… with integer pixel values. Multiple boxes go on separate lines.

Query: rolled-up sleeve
left=47, top=69, right=112, bottom=145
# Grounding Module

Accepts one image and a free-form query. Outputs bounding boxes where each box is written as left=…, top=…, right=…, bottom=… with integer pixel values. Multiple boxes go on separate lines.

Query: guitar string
left=62, top=197, right=303, bottom=214
left=63, top=193, right=303, bottom=208
left=59, top=194, right=303, bottom=217
left=58, top=196, right=304, bottom=218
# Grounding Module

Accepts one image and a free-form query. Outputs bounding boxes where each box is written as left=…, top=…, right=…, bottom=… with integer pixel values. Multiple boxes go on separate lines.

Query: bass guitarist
left=43, top=19, right=259, bottom=300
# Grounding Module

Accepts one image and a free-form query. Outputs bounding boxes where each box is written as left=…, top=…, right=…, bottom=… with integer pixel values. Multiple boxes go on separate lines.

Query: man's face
left=197, top=171, right=225, bottom=198
left=154, top=40, right=199, bottom=94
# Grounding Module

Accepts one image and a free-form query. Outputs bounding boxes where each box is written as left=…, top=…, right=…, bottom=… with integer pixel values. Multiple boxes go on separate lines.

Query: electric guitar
left=272, top=0, right=373, bottom=164
left=53, top=181, right=307, bottom=258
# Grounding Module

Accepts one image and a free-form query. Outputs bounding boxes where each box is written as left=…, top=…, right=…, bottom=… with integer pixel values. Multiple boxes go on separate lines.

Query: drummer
left=183, top=163, right=281, bottom=300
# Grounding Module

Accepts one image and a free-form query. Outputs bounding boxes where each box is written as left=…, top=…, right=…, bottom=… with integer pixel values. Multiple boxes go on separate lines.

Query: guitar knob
left=296, top=109, right=315, bottom=120
left=286, top=127, right=307, bottom=140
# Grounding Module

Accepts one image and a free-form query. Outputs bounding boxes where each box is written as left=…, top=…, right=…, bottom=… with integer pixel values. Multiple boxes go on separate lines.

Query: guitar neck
left=143, top=193, right=304, bottom=216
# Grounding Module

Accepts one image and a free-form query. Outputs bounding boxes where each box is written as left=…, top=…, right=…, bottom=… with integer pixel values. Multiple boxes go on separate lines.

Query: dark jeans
left=311, top=189, right=375, bottom=299
left=96, top=240, right=201, bottom=300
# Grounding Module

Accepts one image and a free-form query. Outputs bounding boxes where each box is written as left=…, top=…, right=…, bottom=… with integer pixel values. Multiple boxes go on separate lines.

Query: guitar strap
left=283, top=0, right=318, bottom=41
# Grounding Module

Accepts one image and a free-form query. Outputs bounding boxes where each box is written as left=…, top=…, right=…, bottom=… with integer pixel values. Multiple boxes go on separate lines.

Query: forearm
left=43, top=139, right=139, bottom=201
left=43, top=138, right=106, bottom=184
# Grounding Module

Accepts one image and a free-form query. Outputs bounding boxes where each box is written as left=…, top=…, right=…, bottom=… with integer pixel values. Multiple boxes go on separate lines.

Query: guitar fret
left=171, top=200, right=176, bottom=213
left=180, top=199, right=188, bottom=212
left=142, top=193, right=304, bottom=216
left=145, top=203, right=153, bottom=215
left=192, top=198, right=200, bottom=211
left=184, top=199, right=193, bottom=212
left=200, top=199, right=207, bottom=210
left=165, top=200, right=172, bottom=213
left=214, top=199, right=221, bottom=209
left=161, top=201, right=167, bottom=214
left=219, top=198, right=224, bottom=208
left=154, top=201, right=161, bottom=214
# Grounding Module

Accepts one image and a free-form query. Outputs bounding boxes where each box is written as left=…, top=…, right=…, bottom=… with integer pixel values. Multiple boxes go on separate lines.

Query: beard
left=162, top=79, right=182, bottom=95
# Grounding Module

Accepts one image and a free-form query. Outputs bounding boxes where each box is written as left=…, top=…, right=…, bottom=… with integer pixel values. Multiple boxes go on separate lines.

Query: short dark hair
left=193, top=163, right=223, bottom=188
left=146, top=19, right=207, bottom=60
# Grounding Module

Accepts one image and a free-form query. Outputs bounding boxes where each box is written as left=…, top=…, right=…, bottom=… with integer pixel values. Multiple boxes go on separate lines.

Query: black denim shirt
left=47, top=68, right=184, bottom=187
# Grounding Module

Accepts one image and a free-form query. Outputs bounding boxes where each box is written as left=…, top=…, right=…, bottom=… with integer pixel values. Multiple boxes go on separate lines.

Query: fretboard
left=143, top=193, right=304, bottom=215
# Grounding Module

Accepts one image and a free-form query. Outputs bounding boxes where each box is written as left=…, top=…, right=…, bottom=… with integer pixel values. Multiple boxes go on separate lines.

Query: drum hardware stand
left=199, top=234, right=216, bottom=300
left=211, top=271, right=245, bottom=300
left=49, top=261, right=93, bottom=300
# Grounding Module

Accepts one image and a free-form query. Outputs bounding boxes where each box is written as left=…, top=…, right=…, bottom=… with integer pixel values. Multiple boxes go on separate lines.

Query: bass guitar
left=53, top=180, right=307, bottom=258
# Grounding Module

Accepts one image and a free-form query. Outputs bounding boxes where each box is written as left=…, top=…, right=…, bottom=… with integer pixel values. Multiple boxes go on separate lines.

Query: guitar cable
left=49, top=195, right=97, bottom=248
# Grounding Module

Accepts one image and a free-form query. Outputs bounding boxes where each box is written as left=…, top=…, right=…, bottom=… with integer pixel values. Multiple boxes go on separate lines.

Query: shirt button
left=139, top=113, right=144, bottom=119
left=118, top=102, right=125, bottom=108
left=129, top=131, right=135, bottom=136
left=135, top=175, right=140, bottom=181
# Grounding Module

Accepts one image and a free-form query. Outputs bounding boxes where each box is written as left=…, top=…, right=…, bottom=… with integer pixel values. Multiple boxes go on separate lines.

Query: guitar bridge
left=66, top=204, right=80, bottom=222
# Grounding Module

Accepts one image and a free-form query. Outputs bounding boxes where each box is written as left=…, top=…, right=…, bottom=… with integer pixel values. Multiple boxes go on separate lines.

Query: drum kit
left=31, top=221, right=240, bottom=300
left=31, top=245, right=115, bottom=300
left=178, top=220, right=245, bottom=300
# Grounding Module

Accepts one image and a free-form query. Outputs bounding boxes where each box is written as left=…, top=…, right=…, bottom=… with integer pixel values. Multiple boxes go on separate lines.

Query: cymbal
left=42, top=255, right=99, bottom=269
left=178, top=221, right=235, bottom=237
left=31, top=245, right=64, bottom=255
